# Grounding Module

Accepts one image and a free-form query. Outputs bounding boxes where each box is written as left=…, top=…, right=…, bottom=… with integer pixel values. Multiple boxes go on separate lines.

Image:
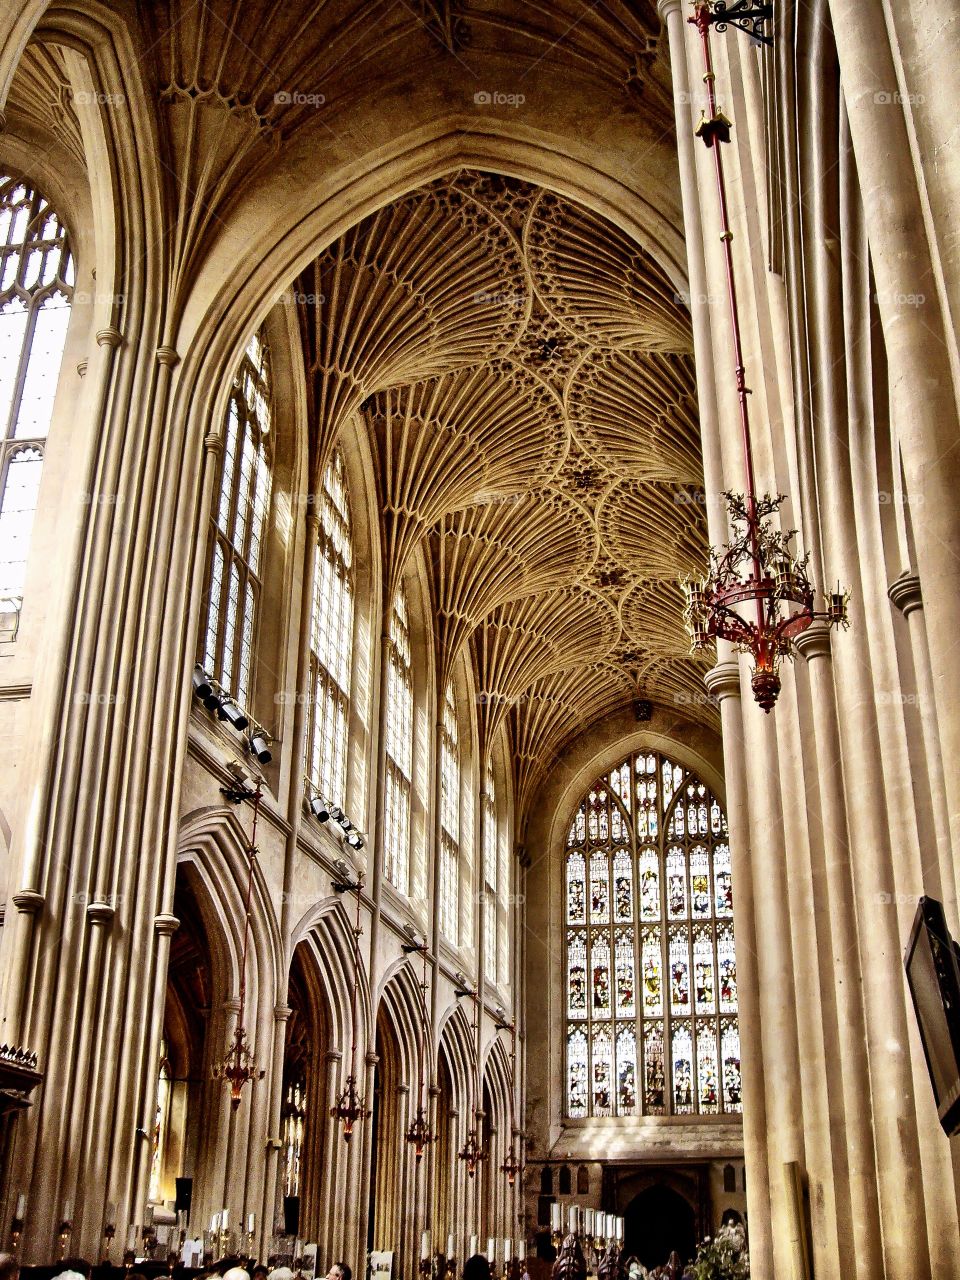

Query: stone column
left=826, top=0, right=960, bottom=877
left=888, top=574, right=957, bottom=918
left=703, top=661, right=773, bottom=1279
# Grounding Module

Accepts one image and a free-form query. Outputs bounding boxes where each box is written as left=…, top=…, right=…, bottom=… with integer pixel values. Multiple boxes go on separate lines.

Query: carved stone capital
left=365, top=1049, right=380, bottom=1067
left=154, top=913, right=180, bottom=937
left=793, top=619, right=832, bottom=662
left=204, top=431, right=224, bottom=456
left=12, top=890, right=44, bottom=915
left=326, top=1048, right=344, bottom=1063
left=274, top=1003, right=293, bottom=1023
left=96, top=327, right=123, bottom=348
left=656, top=0, right=684, bottom=19
left=86, top=900, right=116, bottom=927
left=77, top=358, right=88, bottom=378
left=156, top=345, right=180, bottom=368
left=888, top=572, right=923, bottom=617
left=703, top=660, right=740, bottom=703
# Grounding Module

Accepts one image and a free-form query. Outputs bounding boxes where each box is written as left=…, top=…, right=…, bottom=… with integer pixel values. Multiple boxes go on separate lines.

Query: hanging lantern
left=406, top=1105, right=437, bottom=1161
left=501, top=1144, right=522, bottom=1187
left=330, top=1073, right=370, bottom=1140
left=214, top=1025, right=265, bottom=1109
left=458, top=1128, right=487, bottom=1178
left=213, top=780, right=265, bottom=1106
left=680, top=3, right=848, bottom=712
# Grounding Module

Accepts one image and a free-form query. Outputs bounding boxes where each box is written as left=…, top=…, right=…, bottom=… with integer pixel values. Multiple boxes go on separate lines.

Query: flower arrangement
left=689, top=1222, right=749, bottom=1280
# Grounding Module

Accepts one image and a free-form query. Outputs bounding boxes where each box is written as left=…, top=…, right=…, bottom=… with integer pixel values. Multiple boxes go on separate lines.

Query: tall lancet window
left=202, top=328, right=272, bottom=710
left=305, top=448, right=354, bottom=805
left=439, top=683, right=461, bottom=944
left=384, top=584, right=413, bottom=894
left=482, top=764, right=507, bottom=984
left=0, top=177, right=73, bottom=616
left=564, top=752, right=739, bottom=1119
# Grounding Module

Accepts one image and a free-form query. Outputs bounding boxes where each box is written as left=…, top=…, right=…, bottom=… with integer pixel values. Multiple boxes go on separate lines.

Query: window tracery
left=305, top=448, right=354, bottom=805
left=202, top=328, right=272, bottom=709
left=0, top=176, right=73, bottom=614
left=564, top=751, right=740, bottom=1118
left=384, top=584, right=413, bottom=893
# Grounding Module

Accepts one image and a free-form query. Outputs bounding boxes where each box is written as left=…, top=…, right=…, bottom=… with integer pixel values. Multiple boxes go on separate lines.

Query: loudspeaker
left=283, top=1195, right=300, bottom=1236
left=175, top=1177, right=193, bottom=1213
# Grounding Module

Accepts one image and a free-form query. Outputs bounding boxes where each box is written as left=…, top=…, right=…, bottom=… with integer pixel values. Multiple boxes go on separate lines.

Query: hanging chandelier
left=406, top=943, right=437, bottom=1160
left=680, top=1, right=848, bottom=712
left=500, top=1019, right=523, bottom=1187
left=458, top=1125, right=487, bottom=1179
left=214, top=776, right=266, bottom=1107
left=332, top=876, right=371, bottom=1139
left=458, top=988, right=487, bottom=1177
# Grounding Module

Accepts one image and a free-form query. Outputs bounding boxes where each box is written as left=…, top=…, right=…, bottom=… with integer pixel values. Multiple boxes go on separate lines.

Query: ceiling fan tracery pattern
left=294, top=171, right=717, bottom=821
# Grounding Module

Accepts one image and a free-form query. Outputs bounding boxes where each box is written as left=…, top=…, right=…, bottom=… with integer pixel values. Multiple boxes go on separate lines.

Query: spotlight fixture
left=217, top=700, right=250, bottom=731
left=329, top=806, right=345, bottom=823
left=310, top=796, right=331, bottom=821
left=248, top=731, right=272, bottom=764
left=345, top=831, right=365, bottom=850
left=193, top=665, right=213, bottom=698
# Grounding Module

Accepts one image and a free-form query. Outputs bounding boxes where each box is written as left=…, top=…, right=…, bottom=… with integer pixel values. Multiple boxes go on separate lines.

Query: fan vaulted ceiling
left=294, top=171, right=715, bottom=825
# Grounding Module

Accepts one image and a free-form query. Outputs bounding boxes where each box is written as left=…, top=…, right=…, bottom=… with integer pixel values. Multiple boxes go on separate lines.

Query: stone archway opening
left=624, top=1184, right=696, bottom=1271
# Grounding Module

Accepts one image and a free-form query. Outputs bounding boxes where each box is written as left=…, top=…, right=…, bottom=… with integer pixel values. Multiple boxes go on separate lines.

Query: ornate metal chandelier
left=680, top=1, right=848, bottom=711
left=406, top=942, right=437, bottom=1160
left=331, top=875, right=371, bottom=1139
left=458, top=989, right=487, bottom=1177
left=214, top=776, right=266, bottom=1107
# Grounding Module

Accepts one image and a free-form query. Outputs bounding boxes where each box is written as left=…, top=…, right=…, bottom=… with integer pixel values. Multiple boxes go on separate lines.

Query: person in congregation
left=462, top=1256, right=492, bottom=1280
left=325, top=1262, right=352, bottom=1280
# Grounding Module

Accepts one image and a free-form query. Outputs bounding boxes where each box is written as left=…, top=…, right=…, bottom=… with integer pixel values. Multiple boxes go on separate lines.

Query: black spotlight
left=346, top=831, right=364, bottom=850
left=218, top=699, right=250, bottom=731
left=193, top=665, right=213, bottom=699
left=310, top=796, right=330, bottom=821
left=329, top=806, right=345, bottom=823
left=249, top=731, right=272, bottom=764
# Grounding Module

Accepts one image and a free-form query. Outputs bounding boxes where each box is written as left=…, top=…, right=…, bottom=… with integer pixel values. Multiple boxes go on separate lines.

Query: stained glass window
left=384, top=584, right=413, bottom=893
left=563, top=751, right=740, bottom=1118
left=0, top=177, right=74, bottom=619
left=202, top=328, right=272, bottom=709
left=439, top=684, right=461, bottom=943
left=282, top=1078, right=307, bottom=1197
left=305, top=449, right=354, bottom=806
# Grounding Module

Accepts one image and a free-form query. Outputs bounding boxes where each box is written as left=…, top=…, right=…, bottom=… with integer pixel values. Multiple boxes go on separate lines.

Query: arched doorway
left=624, top=1185, right=696, bottom=1271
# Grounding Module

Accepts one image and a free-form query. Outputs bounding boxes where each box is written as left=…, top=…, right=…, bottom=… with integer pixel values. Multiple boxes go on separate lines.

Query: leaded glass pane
left=591, top=936, right=611, bottom=1017
left=617, top=1027, right=637, bottom=1115
left=672, top=1022, right=694, bottom=1113
left=568, top=1030, right=588, bottom=1118
left=666, top=846, right=687, bottom=919
left=696, top=1020, right=720, bottom=1113
left=589, top=850, right=610, bottom=924
left=613, top=849, right=633, bottom=922
left=568, top=931, right=587, bottom=1019
left=591, top=1027, right=612, bottom=1115
left=567, top=851, right=586, bottom=924
left=615, top=928, right=635, bottom=1017
left=643, top=1023, right=665, bottom=1113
